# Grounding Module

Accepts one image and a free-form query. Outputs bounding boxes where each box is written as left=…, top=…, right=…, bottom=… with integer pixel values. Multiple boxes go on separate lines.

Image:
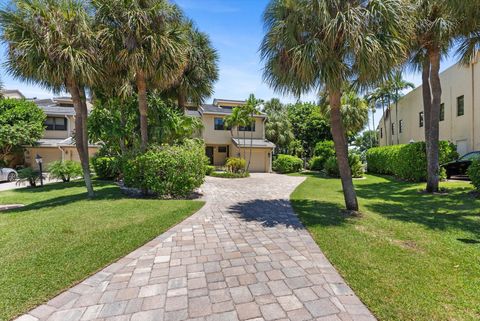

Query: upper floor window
left=419, top=111, right=424, bottom=127
left=440, top=103, right=445, bottom=121
left=239, top=121, right=256, bottom=132
left=214, top=117, right=226, bottom=130
left=399, top=120, right=403, bottom=134
left=391, top=122, right=395, bottom=135
left=457, top=95, right=464, bottom=116
left=45, top=117, right=67, bottom=131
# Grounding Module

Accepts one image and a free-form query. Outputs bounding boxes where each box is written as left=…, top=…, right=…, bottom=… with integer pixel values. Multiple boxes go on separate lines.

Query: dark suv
left=442, top=151, right=480, bottom=179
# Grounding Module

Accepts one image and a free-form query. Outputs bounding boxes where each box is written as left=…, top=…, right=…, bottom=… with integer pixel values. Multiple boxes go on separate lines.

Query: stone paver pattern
left=15, top=173, right=376, bottom=321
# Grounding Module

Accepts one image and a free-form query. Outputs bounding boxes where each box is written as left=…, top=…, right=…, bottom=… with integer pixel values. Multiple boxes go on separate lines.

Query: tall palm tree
left=264, top=99, right=294, bottom=154
left=243, top=94, right=261, bottom=172
left=261, top=0, right=410, bottom=211
left=94, top=0, right=188, bottom=151
left=167, top=24, right=219, bottom=111
left=386, top=71, right=415, bottom=144
left=1, top=0, right=98, bottom=197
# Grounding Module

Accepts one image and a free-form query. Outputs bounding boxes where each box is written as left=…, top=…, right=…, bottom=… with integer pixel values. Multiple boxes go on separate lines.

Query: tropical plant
left=354, top=130, right=379, bottom=154
left=408, top=0, right=480, bottom=193
left=16, top=167, right=43, bottom=187
left=243, top=94, right=262, bottom=171
left=286, top=102, right=331, bottom=157
left=1, top=0, right=98, bottom=197
left=94, top=0, right=188, bottom=151
left=0, top=98, right=45, bottom=163
left=165, top=24, right=219, bottom=110
left=261, top=0, right=410, bottom=210
left=324, top=154, right=364, bottom=178
left=48, top=161, right=83, bottom=182
left=225, top=157, right=246, bottom=174
left=264, top=98, right=294, bottom=154
left=310, top=140, right=335, bottom=170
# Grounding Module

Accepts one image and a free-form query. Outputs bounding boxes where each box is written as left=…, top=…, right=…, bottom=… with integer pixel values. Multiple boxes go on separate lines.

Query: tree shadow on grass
left=291, top=199, right=352, bottom=228
left=1, top=185, right=122, bottom=214
left=355, top=176, right=480, bottom=235
left=227, top=199, right=306, bottom=229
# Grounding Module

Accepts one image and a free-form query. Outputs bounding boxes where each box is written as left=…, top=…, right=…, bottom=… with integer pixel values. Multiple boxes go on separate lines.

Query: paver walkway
left=16, top=173, right=375, bottom=321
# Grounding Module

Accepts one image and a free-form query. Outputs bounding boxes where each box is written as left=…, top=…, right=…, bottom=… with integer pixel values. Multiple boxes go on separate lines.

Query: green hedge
left=467, top=159, right=480, bottom=191
left=310, top=140, right=335, bottom=170
left=92, top=156, right=121, bottom=180
left=273, top=154, right=303, bottom=173
left=324, top=154, right=363, bottom=178
left=366, top=141, right=458, bottom=182
left=123, top=139, right=208, bottom=197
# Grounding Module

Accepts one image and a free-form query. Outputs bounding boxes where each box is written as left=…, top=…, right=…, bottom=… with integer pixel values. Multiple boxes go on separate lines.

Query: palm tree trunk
left=66, top=79, right=94, bottom=197
left=329, top=89, right=359, bottom=211
left=426, top=49, right=442, bottom=192
left=136, top=70, right=148, bottom=152
left=381, top=98, right=386, bottom=145
left=372, top=107, right=376, bottom=147
left=178, top=92, right=186, bottom=112
left=395, top=89, right=399, bottom=145
left=247, top=117, right=253, bottom=171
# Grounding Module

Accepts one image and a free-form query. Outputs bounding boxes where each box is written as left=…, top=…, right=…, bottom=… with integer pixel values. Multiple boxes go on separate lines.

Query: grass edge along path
left=0, top=180, right=204, bottom=321
left=290, top=173, right=480, bottom=321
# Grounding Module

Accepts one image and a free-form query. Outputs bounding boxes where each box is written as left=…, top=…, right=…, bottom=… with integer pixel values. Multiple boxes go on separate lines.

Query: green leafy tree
left=0, top=98, right=45, bottom=163
left=1, top=0, right=98, bottom=197
left=264, top=98, right=294, bottom=154
left=354, top=130, right=379, bottom=154
left=94, top=0, right=188, bottom=151
left=286, top=102, right=331, bottom=157
left=261, top=0, right=410, bottom=211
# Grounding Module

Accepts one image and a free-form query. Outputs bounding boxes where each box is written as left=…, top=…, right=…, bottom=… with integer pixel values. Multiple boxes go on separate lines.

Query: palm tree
left=261, top=0, right=410, bottom=211
left=264, top=99, right=294, bottom=154
left=167, top=23, right=219, bottom=111
left=1, top=0, right=98, bottom=197
left=386, top=71, right=414, bottom=144
left=94, top=0, right=188, bottom=151
left=243, top=94, right=261, bottom=172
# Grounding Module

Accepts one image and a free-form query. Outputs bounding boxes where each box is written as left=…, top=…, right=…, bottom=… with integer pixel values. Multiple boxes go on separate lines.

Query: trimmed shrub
left=468, top=159, right=480, bottom=191
left=205, top=165, right=215, bottom=175
left=324, top=154, right=363, bottom=178
left=17, top=168, right=43, bottom=187
left=92, top=156, right=121, bottom=180
left=273, top=154, right=303, bottom=173
left=310, top=140, right=335, bottom=170
left=225, top=157, right=246, bottom=173
left=48, top=160, right=82, bottom=182
left=366, top=141, right=458, bottom=182
left=123, top=139, right=207, bottom=198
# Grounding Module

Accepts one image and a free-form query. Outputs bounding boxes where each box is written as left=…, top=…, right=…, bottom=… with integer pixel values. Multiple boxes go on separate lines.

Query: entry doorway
left=206, top=146, right=214, bottom=165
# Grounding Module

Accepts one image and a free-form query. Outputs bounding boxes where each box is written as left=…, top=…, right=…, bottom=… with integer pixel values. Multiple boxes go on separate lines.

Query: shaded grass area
left=0, top=181, right=204, bottom=321
left=290, top=173, right=480, bottom=321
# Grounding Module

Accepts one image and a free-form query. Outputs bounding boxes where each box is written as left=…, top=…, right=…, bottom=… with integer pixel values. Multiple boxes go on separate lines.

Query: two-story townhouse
left=1, top=90, right=100, bottom=169
left=188, top=98, right=275, bottom=172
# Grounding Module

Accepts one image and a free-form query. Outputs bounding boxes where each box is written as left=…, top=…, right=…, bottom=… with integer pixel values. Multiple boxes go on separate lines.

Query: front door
left=206, top=146, right=214, bottom=165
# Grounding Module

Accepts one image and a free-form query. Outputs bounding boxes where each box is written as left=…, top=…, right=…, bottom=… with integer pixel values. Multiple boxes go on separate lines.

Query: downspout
left=472, top=59, right=476, bottom=151
left=58, top=145, right=65, bottom=161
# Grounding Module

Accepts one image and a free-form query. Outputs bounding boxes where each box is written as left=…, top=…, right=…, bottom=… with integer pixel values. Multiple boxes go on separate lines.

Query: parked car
left=442, top=151, right=480, bottom=179
left=0, top=167, right=18, bottom=182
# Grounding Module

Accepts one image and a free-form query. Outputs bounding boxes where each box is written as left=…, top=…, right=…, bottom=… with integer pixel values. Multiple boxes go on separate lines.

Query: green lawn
left=291, top=173, right=480, bottom=321
left=0, top=181, right=204, bottom=321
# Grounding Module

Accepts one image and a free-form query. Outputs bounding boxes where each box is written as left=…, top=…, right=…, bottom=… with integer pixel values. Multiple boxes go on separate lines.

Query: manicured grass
left=0, top=181, right=204, bottom=321
left=291, top=173, right=480, bottom=321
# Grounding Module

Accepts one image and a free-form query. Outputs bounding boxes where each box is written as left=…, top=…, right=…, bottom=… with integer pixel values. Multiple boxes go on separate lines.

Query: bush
left=48, top=160, right=82, bottom=182
left=205, top=165, right=215, bottom=175
left=366, top=141, right=458, bottom=182
left=92, top=156, right=120, bottom=180
left=16, top=168, right=43, bottom=187
left=273, top=154, right=303, bottom=173
left=123, top=139, right=208, bottom=198
left=310, top=140, right=335, bottom=170
left=324, top=154, right=363, bottom=178
left=210, top=171, right=249, bottom=178
left=225, top=157, right=246, bottom=173
left=468, top=159, right=480, bottom=191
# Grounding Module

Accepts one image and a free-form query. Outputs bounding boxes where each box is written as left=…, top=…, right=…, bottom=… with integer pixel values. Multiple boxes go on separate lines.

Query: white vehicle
left=0, top=167, right=18, bottom=182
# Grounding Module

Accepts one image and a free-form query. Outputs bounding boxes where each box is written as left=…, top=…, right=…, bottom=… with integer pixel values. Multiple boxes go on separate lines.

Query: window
left=440, top=103, right=445, bottom=121
left=218, top=146, right=227, bottom=153
left=419, top=111, right=424, bottom=127
left=399, top=120, right=403, bottom=134
left=457, top=95, right=464, bottom=116
left=214, top=117, right=225, bottom=130
left=239, top=121, right=256, bottom=132
left=391, top=122, right=395, bottom=135
left=460, top=152, right=480, bottom=161
left=45, top=117, right=67, bottom=131
left=380, top=127, right=383, bottom=138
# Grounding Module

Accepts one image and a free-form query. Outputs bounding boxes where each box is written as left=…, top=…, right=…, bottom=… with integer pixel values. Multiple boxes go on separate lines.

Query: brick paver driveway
left=16, top=173, right=375, bottom=321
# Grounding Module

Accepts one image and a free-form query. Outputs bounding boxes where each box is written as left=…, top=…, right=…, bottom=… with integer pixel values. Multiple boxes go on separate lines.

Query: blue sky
left=1, top=0, right=459, bottom=110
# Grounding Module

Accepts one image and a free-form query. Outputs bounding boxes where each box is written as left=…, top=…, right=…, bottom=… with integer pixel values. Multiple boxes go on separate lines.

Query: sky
left=0, top=0, right=460, bottom=127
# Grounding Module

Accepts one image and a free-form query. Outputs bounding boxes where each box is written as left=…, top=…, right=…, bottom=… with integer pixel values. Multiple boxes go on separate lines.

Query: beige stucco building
left=2, top=90, right=100, bottom=169
left=378, top=57, right=480, bottom=156
left=188, top=98, right=275, bottom=172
